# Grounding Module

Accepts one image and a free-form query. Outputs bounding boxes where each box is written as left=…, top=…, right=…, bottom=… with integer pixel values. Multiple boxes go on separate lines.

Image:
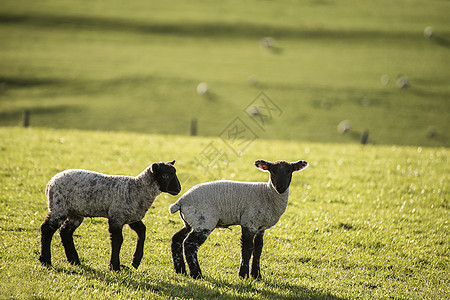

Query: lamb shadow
left=206, top=276, right=345, bottom=300
left=54, top=265, right=229, bottom=298
left=53, top=264, right=342, bottom=299
left=53, top=265, right=164, bottom=294
left=78, top=265, right=162, bottom=293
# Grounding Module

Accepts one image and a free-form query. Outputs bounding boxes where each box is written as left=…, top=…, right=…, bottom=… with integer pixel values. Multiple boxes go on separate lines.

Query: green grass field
left=0, top=127, right=448, bottom=299
left=0, top=0, right=449, bottom=299
left=0, top=0, right=449, bottom=146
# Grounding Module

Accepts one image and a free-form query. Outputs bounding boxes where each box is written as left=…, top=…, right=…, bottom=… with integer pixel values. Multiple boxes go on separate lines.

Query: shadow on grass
left=0, top=76, right=63, bottom=88
left=0, top=105, right=83, bottom=125
left=0, top=74, right=199, bottom=96
left=433, top=35, right=450, bottom=49
left=0, top=12, right=425, bottom=41
left=207, top=276, right=345, bottom=300
left=54, top=265, right=227, bottom=298
left=52, top=264, right=344, bottom=299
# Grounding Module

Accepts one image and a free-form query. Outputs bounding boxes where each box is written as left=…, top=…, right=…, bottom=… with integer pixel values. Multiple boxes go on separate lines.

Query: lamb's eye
left=162, top=174, right=170, bottom=180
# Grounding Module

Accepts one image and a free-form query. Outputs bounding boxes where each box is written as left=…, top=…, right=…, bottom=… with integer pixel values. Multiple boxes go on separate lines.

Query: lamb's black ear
left=151, top=163, right=160, bottom=174
left=292, top=160, right=308, bottom=172
left=255, top=160, right=271, bottom=171
left=168, top=160, right=175, bottom=165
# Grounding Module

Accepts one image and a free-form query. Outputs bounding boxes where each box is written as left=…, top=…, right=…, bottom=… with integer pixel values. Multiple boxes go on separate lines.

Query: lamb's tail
left=45, top=184, right=50, bottom=198
left=168, top=202, right=181, bottom=214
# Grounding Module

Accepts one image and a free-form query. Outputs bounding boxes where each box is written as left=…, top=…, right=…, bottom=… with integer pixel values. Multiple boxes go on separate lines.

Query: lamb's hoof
left=39, top=256, right=52, bottom=267
left=251, top=272, right=262, bottom=281
left=109, top=263, right=131, bottom=271
left=190, top=272, right=203, bottom=280
left=132, top=256, right=143, bottom=269
left=120, top=265, right=131, bottom=271
left=68, top=259, right=81, bottom=266
left=174, top=266, right=187, bottom=275
left=109, top=264, right=120, bottom=272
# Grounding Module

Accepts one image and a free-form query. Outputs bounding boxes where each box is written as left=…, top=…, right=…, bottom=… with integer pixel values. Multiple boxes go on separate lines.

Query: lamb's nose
left=276, top=185, right=287, bottom=194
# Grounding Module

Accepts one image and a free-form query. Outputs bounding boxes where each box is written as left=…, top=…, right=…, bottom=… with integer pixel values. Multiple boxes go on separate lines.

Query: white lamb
left=169, top=159, right=308, bottom=279
left=39, top=161, right=181, bottom=271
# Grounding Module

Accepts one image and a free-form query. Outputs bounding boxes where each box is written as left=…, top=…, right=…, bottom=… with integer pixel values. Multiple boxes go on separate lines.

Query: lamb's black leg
left=171, top=226, right=191, bottom=275
left=39, top=213, right=66, bottom=267
left=239, top=226, right=256, bottom=279
left=129, top=221, right=146, bottom=269
left=59, top=215, right=84, bottom=265
left=251, top=230, right=265, bottom=280
left=108, top=221, right=124, bottom=271
left=183, top=229, right=210, bottom=279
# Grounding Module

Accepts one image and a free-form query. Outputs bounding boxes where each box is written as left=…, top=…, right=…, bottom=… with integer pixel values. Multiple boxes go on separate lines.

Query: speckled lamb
left=39, top=161, right=181, bottom=271
left=169, top=159, right=308, bottom=279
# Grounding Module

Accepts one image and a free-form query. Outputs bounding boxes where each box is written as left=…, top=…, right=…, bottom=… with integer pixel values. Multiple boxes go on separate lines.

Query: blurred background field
left=1, top=0, right=449, bottom=146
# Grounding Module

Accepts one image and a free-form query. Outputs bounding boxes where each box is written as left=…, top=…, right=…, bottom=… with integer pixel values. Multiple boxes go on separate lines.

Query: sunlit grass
left=0, top=127, right=448, bottom=299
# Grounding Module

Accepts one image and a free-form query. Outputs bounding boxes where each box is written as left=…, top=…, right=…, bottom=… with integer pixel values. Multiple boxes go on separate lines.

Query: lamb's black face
left=269, top=162, right=293, bottom=194
left=152, top=160, right=181, bottom=195
left=255, top=159, right=309, bottom=194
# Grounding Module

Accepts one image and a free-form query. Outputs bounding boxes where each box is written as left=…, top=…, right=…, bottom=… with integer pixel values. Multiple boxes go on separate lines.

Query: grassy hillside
left=0, top=127, right=448, bottom=299
left=1, top=0, right=449, bottom=147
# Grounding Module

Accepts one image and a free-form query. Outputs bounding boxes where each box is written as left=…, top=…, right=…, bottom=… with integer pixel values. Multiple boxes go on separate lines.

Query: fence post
left=361, top=130, right=369, bottom=145
left=190, top=118, right=197, bottom=136
left=22, top=109, right=30, bottom=128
